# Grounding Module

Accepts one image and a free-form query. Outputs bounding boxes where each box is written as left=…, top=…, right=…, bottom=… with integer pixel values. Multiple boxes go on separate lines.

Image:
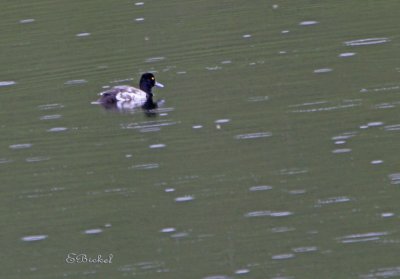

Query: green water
left=1, top=0, right=400, bottom=278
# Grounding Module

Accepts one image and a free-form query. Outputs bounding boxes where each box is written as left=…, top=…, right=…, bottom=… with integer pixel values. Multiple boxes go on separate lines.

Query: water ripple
left=64, top=79, right=87, bottom=85
left=332, top=148, right=352, bottom=154
left=313, top=68, right=333, bottom=74
left=337, top=231, right=388, bottom=244
left=360, top=266, right=400, bottom=279
left=344, top=37, right=390, bottom=46
left=121, top=120, right=179, bottom=131
left=299, top=20, right=319, bottom=26
left=338, top=52, right=356, bottom=58
left=76, top=32, right=91, bottom=37
left=21, top=235, right=48, bottom=242
left=234, top=132, right=272, bottom=140
left=145, top=57, right=165, bottom=63
left=175, top=195, right=195, bottom=202
left=292, top=246, right=318, bottom=253
left=39, top=114, right=62, bottom=120
left=149, top=144, right=166, bottom=149
left=160, top=227, right=176, bottom=233
left=0, top=81, right=16, bottom=87
left=388, top=173, right=400, bottom=184
left=215, top=119, right=230, bottom=124
left=83, top=228, right=103, bottom=235
left=203, top=276, right=231, bottom=279
left=247, top=96, right=269, bottom=102
left=316, top=196, right=352, bottom=206
left=37, top=103, right=64, bottom=110
left=9, top=143, right=32, bottom=150
left=131, top=163, right=159, bottom=170
left=291, top=102, right=360, bottom=113
left=271, top=253, right=295, bottom=260
left=26, top=156, right=50, bottom=163
left=19, top=19, right=35, bottom=24
left=384, top=124, right=400, bottom=131
left=0, top=158, right=12, bottom=164
left=235, top=269, right=250, bottom=275
left=360, top=84, right=400, bottom=93
left=245, top=211, right=293, bottom=218
left=249, top=185, right=273, bottom=191
left=47, top=127, right=68, bottom=132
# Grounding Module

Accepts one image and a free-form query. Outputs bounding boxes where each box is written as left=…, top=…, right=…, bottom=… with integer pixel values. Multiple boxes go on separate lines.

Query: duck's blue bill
left=155, top=81, right=164, bottom=88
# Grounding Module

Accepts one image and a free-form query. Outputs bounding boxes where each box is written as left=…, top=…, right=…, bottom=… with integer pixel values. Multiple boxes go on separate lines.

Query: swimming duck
left=98, top=73, right=164, bottom=110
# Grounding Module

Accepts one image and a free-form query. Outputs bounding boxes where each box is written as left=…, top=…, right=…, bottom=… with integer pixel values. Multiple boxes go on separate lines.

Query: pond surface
left=1, top=0, right=400, bottom=278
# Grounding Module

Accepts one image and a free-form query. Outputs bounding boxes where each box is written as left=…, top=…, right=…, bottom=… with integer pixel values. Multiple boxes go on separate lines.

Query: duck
left=98, top=73, right=164, bottom=110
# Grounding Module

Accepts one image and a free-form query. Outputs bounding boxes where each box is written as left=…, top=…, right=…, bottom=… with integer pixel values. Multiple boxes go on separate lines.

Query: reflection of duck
left=98, top=73, right=164, bottom=110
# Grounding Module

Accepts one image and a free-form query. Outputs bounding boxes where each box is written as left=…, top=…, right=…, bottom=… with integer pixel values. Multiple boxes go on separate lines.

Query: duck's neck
left=140, top=82, right=153, bottom=96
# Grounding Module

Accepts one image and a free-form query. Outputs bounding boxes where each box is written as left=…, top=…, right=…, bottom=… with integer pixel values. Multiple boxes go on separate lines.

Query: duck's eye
left=151, top=77, right=155, bottom=80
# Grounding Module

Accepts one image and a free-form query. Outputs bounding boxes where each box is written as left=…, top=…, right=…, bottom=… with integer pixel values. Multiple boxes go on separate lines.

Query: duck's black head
left=139, top=73, right=163, bottom=94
